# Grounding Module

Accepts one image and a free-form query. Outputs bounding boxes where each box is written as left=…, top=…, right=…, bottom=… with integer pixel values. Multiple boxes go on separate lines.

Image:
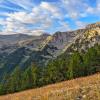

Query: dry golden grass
left=0, top=73, right=100, bottom=100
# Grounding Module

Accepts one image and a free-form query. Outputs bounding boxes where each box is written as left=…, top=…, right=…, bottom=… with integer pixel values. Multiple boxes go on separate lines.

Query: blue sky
left=0, top=0, right=100, bottom=35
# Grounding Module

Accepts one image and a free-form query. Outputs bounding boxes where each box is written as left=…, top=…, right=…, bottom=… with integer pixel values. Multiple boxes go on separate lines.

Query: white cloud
left=40, top=2, right=61, bottom=18
left=40, top=2, right=58, bottom=13
left=86, top=0, right=100, bottom=16
left=54, top=21, right=71, bottom=32
left=7, top=0, right=34, bottom=11
left=61, top=0, right=88, bottom=19
left=31, top=29, right=44, bottom=36
left=0, top=1, right=64, bottom=35
left=8, top=12, right=37, bottom=24
left=75, top=21, right=87, bottom=29
left=0, top=19, right=6, bottom=25
left=0, top=0, right=100, bottom=35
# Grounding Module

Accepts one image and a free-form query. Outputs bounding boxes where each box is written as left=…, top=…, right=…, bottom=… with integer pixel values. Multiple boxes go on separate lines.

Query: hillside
left=0, top=73, right=100, bottom=100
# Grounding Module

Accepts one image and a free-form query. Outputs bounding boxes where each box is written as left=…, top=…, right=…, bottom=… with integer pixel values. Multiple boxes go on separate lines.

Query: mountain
left=0, top=33, right=50, bottom=79
left=0, top=34, right=33, bottom=47
left=0, top=73, right=100, bottom=100
left=0, top=33, right=50, bottom=58
left=0, top=33, right=49, bottom=51
left=0, top=22, right=100, bottom=75
left=0, top=22, right=99, bottom=95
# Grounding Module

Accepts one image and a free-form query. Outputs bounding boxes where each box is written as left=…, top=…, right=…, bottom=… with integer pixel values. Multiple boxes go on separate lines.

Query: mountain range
left=0, top=22, right=100, bottom=95
left=0, top=22, right=100, bottom=64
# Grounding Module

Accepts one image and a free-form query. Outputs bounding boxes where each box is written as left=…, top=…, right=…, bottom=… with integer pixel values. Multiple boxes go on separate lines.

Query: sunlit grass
left=0, top=73, right=100, bottom=100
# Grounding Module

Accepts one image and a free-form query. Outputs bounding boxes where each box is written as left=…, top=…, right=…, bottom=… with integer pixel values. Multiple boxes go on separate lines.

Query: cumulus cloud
left=40, top=2, right=62, bottom=19
left=30, top=29, right=45, bottom=36
left=61, top=0, right=88, bottom=19
left=0, top=1, right=63, bottom=35
left=75, top=21, right=87, bottom=29
left=57, top=21, right=71, bottom=32
left=0, top=0, right=100, bottom=35
left=7, top=0, right=34, bottom=11
left=40, top=2, right=58, bottom=13
left=86, top=1, right=100, bottom=16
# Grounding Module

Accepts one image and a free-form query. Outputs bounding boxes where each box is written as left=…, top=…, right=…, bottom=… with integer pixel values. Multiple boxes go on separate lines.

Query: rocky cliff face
left=64, top=23, right=100, bottom=55
left=37, top=22, right=100, bottom=62
left=86, top=22, right=100, bottom=29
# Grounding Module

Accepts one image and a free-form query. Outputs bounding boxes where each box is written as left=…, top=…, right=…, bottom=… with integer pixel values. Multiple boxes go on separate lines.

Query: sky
left=0, top=0, right=100, bottom=35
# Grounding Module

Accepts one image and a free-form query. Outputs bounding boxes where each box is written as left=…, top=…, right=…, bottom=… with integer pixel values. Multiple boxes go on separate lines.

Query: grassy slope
left=0, top=73, right=100, bottom=100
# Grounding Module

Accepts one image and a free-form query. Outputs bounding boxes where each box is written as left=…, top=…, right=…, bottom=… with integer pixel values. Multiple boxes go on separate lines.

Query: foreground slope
left=0, top=73, right=100, bottom=100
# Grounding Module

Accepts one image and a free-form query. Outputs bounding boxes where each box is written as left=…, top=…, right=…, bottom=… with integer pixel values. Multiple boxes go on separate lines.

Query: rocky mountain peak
left=86, top=22, right=100, bottom=29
